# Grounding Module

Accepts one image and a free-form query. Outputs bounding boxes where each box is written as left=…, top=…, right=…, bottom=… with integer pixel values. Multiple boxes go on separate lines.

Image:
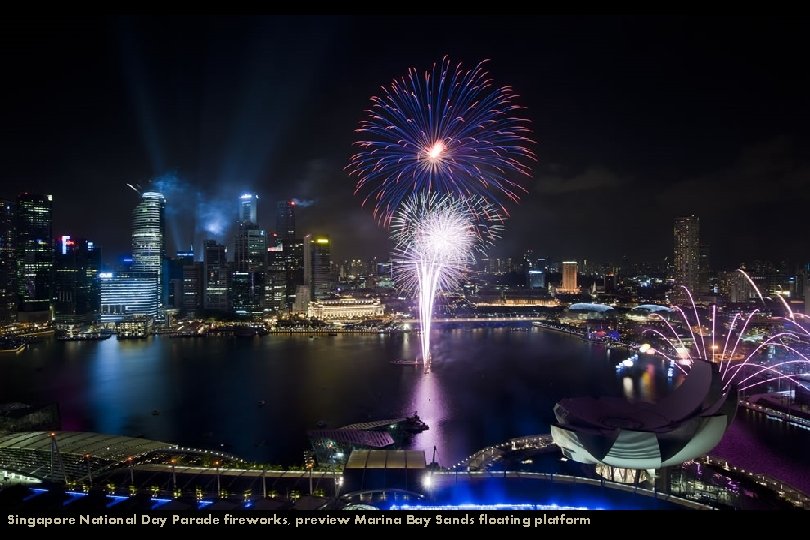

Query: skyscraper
left=203, top=240, right=229, bottom=311
left=276, top=200, right=296, bottom=240
left=131, top=191, right=166, bottom=311
left=0, top=200, right=15, bottom=323
left=310, top=235, right=331, bottom=299
left=16, top=193, right=53, bottom=321
left=265, top=236, right=287, bottom=311
left=559, top=261, right=578, bottom=294
left=54, top=236, right=100, bottom=326
left=674, top=216, right=700, bottom=297
left=234, top=194, right=266, bottom=316
left=239, top=193, right=258, bottom=225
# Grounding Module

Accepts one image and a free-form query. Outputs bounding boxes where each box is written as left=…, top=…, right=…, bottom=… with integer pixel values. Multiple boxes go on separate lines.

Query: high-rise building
left=265, top=237, right=286, bottom=311
left=0, top=200, right=15, bottom=323
left=167, top=250, right=194, bottom=310
left=282, top=238, right=304, bottom=308
left=303, top=233, right=313, bottom=289
left=559, top=261, right=578, bottom=294
left=16, top=193, right=53, bottom=321
left=99, top=272, right=159, bottom=323
left=233, top=193, right=267, bottom=316
left=239, top=193, right=258, bottom=225
left=673, top=216, right=700, bottom=297
left=203, top=240, right=229, bottom=311
left=276, top=200, right=296, bottom=240
left=720, top=270, right=755, bottom=304
left=699, top=244, right=710, bottom=295
left=53, top=236, right=100, bottom=327
left=311, top=235, right=331, bottom=300
left=182, top=261, right=203, bottom=312
left=131, top=191, right=166, bottom=311
left=527, top=269, right=545, bottom=289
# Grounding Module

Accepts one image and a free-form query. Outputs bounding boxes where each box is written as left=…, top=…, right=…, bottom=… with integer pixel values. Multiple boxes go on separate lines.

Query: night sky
left=2, top=16, right=809, bottom=268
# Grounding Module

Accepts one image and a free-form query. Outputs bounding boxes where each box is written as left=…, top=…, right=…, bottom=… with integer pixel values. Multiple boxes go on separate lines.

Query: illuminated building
left=527, top=269, right=545, bottom=289
left=182, top=261, right=203, bottom=312
left=15, top=193, right=53, bottom=321
left=307, top=297, right=385, bottom=319
left=131, top=192, right=165, bottom=311
left=238, top=193, right=258, bottom=225
left=311, top=235, right=331, bottom=299
left=0, top=200, right=15, bottom=323
left=276, top=200, right=296, bottom=240
left=673, top=216, right=700, bottom=298
left=203, top=240, right=229, bottom=311
left=558, top=261, right=578, bottom=294
left=282, top=238, right=304, bottom=309
left=233, top=224, right=266, bottom=316
left=265, top=237, right=286, bottom=311
left=99, top=272, right=158, bottom=323
left=53, top=236, right=100, bottom=326
left=552, top=361, right=737, bottom=471
left=167, top=250, right=194, bottom=310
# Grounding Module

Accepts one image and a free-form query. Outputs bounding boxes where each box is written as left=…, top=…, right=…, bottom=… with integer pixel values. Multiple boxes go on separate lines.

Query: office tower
left=99, top=272, right=159, bottom=323
left=167, top=250, right=194, bottom=310
left=559, top=261, right=578, bottom=293
left=303, top=233, right=312, bottom=289
left=15, top=193, right=53, bottom=321
left=527, top=269, right=546, bottom=289
left=673, top=216, right=700, bottom=296
left=0, top=200, right=15, bottom=323
left=203, top=240, right=229, bottom=311
left=233, top=193, right=267, bottom=316
left=131, top=191, right=166, bottom=310
left=282, top=238, right=304, bottom=308
left=310, top=235, right=331, bottom=299
left=53, top=236, right=100, bottom=326
left=265, top=236, right=287, bottom=311
left=276, top=200, right=296, bottom=240
left=239, top=193, right=258, bottom=225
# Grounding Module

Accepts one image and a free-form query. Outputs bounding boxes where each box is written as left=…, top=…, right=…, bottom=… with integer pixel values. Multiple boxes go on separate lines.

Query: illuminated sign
left=99, top=272, right=113, bottom=279
left=315, top=238, right=329, bottom=244
left=61, top=235, right=71, bottom=255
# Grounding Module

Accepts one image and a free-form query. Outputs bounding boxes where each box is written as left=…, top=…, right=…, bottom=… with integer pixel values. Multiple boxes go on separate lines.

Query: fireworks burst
left=392, top=193, right=503, bottom=370
left=348, top=56, right=536, bottom=223
left=642, top=271, right=810, bottom=395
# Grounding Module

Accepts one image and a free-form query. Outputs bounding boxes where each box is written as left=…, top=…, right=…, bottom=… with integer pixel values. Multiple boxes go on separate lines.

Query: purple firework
left=348, top=56, right=536, bottom=223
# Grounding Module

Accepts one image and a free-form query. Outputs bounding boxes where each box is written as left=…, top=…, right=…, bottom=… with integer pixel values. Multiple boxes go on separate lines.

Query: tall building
left=99, top=272, right=159, bottom=323
left=15, top=193, right=53, bottom=321
left=303, top=233, right=313, bottom=289
left=673, top=216, right=700, bottom=297
left=311, top=235, right=331, bottom=300
left=265, top=237, right=287, bottom=311
left=182, top=261, right=203, bottom=312
left=203, top=240, right=229, bottom=311
left=53, top=236, right=100, bottom=327
left=559, top=261, right=578, bottom=294
left=167, top=250, right=194, bottom=310
left=282, top=238, right=304, bottom=308
left=239, top=193, right=258, bottom=225
left=698, top=244, right=711, bottom=295
left=276, top=200, right=296, bottom=240
left=527, top=269, right=545, bottom=289
left=234, top=193, right=266, bottom=316
left=131, top=191, right=166, bottom=311
left=0, top=200, right=15, bottom=323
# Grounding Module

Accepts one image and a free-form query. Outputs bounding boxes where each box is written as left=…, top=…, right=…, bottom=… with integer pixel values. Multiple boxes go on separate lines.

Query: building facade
left=559, top=261, right=579, bottom=294
left=0, top=200, right=15, bottom=323
left=53, top=236, right=100, bottom=326
left=673, top=216, right=700, bottom=298
left=307, top=297, right=385, bottom=319
left=15, top=193, right=53, bottom=321
left=131, top=192, right=166, bottom=312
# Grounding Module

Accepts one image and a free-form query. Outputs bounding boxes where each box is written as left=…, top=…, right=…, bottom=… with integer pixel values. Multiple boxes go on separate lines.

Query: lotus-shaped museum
left=551, top=361, right=737, bottom=469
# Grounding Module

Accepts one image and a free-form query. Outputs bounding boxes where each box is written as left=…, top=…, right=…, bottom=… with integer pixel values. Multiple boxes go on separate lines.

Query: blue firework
left=348, top=56, right=536, bottom=223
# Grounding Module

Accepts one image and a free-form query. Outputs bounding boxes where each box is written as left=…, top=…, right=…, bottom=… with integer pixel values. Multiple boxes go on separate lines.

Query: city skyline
left=1, top=16, right=808, bottom=266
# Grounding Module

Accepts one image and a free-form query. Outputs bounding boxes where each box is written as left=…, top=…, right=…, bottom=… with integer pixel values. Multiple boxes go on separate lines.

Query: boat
left=402, top=413, right=429, bottom=433
left=390, top=358, right=422, bottom=366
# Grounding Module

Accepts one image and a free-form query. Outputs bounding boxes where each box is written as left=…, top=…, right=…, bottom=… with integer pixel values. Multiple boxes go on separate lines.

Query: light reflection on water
left=0, top=327, right=807, bottom=491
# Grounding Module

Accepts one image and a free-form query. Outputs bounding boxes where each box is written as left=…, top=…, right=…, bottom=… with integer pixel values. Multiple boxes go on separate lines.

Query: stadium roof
left=345, top=450, right=426, bottom=470
left=0, top=431, right=175, bottom=461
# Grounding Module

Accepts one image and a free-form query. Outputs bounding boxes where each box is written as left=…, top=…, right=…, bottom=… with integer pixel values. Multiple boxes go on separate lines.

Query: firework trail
left=391, top=193, right=503, bottom=371
left=642, top=277, right=810, bottom=396
left=348, top=56, right=536, bottom=223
